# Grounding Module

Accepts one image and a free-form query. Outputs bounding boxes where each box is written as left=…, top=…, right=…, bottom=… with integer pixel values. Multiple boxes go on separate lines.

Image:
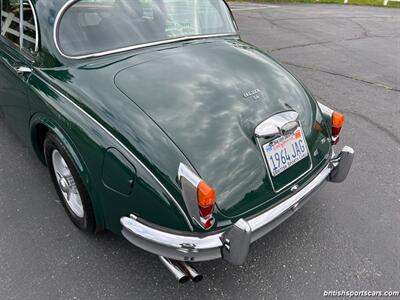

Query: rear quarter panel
left=27, top=70, right=192, bottom=233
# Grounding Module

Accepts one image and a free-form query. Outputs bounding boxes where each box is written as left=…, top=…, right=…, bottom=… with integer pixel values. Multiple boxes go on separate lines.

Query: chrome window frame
left=0, top=0, right=2, bottom=31
left=26, top=0, right=39, bottom=53
left=19, top=0, right=23, bottom=48
left=53, top=0, right=239, bottom=60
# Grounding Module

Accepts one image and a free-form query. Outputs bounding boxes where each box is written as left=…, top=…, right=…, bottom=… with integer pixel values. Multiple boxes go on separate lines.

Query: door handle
left=0, top=57, right=32, bottom=76
left=14, top=65, right=32, bottom=76
left=0, top=57, right=33, bottom=77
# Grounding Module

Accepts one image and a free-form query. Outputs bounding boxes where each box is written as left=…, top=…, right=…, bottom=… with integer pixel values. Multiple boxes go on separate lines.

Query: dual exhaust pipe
left=159, top=256, right=203, bottom=283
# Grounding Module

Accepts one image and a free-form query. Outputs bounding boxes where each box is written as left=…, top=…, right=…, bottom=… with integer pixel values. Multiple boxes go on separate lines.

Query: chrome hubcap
left=52, top=150, right=84, bottom=218
left=59, top=177, right=70, bottom=193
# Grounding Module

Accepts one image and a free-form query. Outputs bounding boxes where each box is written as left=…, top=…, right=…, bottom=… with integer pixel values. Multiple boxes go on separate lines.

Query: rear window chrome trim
left=53, top=0, right=239, bottom=60
left=28, top=0, right=39, bottom=53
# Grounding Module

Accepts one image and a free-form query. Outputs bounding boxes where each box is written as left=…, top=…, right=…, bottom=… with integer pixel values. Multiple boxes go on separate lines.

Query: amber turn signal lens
left=332, top=111, right=344, bottom=128
left=197, top=181, right=216, bottom=207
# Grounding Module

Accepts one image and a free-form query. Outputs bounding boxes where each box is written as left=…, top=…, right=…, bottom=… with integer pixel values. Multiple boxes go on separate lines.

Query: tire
left=44, top=131, right=96, bottom=233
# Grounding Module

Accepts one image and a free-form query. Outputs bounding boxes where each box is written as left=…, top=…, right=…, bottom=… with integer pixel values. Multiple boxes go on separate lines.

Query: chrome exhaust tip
left=159, top=256, right=190, bottom=284
left=159, top=256, right=203, bottom=283
left=179, top=262, right=203, bottom=283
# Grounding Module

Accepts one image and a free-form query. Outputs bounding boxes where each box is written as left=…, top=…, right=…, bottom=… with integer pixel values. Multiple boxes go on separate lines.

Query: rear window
left=57, top=0, right=237, bottom=57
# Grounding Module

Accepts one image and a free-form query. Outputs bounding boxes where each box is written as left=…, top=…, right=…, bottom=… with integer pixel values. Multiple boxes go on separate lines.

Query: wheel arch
left=29, top=113, right=106, bottom=231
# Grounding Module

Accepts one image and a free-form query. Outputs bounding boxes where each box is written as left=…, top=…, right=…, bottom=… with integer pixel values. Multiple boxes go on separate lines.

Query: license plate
left=262, top=127, right=309, bottom=177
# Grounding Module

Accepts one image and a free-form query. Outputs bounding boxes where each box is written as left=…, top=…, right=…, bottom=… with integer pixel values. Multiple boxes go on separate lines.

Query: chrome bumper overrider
left=121, top=146, right=354, bottom=265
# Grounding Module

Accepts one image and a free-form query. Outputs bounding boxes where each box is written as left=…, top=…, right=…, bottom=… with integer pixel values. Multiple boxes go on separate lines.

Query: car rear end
left=121, top=102, right=354, bottom=266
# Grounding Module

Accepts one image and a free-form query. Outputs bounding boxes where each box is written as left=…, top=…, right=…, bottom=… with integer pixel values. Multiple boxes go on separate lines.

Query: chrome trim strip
left=38, top=76, right=193, bottom=231
left=317, top=101, right=334, bottom=118
left=27, top=0, right=39, bottom=53
left=178, top=163, right=201, bottom=188
left=177, top=163, right=207, bottom=229
left=53, top=0, right=239, bottom=60
left=19, top=0, right=23, bottom=48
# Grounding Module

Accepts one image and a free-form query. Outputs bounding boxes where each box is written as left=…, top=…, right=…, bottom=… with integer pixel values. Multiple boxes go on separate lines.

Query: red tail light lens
left=331, top=111, right=344, bottom=144
left=197, top=181, right=216, bottom=230
left=198, top=205, right=213, bottom=218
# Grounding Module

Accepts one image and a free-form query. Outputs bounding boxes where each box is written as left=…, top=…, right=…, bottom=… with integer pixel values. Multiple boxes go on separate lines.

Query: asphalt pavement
left=0, top=3, right=399, bottom=300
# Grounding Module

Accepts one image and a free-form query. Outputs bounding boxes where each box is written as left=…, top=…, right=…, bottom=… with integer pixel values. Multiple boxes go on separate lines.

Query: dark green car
left=0, top=0, right=354, bottom=282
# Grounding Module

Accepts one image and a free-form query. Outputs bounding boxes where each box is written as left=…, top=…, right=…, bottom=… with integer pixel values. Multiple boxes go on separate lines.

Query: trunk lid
left=114, top=39, right=330, bottom=218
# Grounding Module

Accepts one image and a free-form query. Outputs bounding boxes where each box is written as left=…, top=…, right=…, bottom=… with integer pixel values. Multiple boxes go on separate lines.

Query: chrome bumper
left=121, top=146, right=354, bottom=265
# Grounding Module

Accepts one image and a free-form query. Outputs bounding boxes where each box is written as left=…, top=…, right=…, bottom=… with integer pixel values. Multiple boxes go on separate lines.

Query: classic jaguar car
left=0, top=0, right=354, bottom=282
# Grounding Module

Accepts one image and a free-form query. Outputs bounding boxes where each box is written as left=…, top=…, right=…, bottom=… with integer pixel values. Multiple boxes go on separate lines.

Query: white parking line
left=230, top=5, right=280, bottom=11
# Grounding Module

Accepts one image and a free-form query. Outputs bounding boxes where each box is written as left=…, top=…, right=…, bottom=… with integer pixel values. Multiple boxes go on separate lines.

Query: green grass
left=230, top=0, right=400, bottom=8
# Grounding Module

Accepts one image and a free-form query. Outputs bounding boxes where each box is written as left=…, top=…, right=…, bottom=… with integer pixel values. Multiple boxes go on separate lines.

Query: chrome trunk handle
left=255, top=110, right=299, bottom=138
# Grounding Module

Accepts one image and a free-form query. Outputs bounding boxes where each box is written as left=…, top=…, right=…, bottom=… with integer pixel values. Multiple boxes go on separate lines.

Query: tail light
left=178, top=164, right=216, bottom=231
left=317, top=102, right=345, bottom=145
left=197, top=181, right=216, bottom=230
left=331, top=111, right=344, bottom=145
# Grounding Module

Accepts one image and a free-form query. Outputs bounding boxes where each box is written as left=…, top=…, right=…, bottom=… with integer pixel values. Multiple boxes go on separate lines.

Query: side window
left=0, top=0, right=37, bottom=54
left=1, top=0, right=21, bottom=47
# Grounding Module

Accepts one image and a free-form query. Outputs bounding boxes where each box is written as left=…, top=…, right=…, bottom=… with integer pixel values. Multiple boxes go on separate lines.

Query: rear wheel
left=44, top=132, right=96, bottom=233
